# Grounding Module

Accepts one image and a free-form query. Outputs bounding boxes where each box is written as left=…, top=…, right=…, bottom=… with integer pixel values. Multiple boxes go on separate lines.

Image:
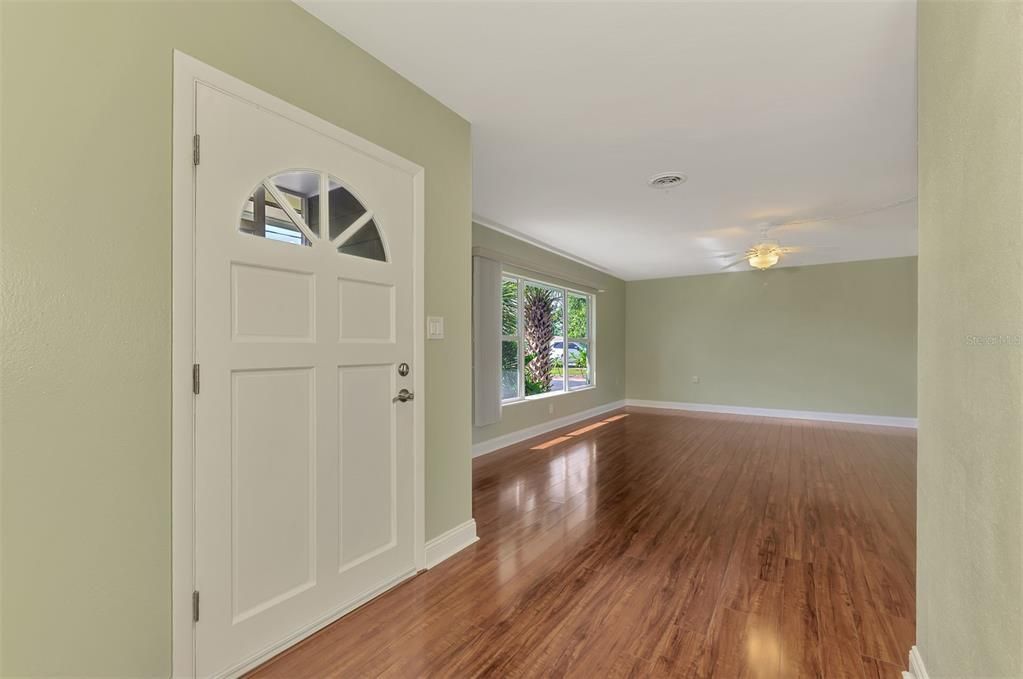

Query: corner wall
left=471, top=223, right=627, bottom=449
left=917, top=1, right=1023, bottom=675
left=0, top=2, right=471, bottom=676
left=626, top=257, right=918, bottom=418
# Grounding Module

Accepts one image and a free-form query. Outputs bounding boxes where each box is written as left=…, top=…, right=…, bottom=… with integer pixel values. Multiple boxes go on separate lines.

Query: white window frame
left=501, top=273, right=596, bottom=404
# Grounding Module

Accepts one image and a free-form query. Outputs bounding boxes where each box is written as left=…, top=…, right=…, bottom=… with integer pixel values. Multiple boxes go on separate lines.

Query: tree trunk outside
left=524, top=287, right=556, bottom=391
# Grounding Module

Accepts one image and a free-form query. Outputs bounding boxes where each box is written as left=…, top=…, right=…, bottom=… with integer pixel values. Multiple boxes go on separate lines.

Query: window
left=501, top=274, right=594, bottom=403
left=239, top=170, right=387, bottom=261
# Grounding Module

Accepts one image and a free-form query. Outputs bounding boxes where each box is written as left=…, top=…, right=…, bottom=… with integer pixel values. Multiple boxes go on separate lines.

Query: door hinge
left=192, top=590, right=200, bottom=623
left=192, top=363, right=200, bottom=395
left=192, top=134, right=200, bottom=166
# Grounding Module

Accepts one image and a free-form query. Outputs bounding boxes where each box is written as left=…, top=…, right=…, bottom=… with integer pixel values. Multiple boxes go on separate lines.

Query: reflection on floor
left=249, top=407, right=916, bottom=678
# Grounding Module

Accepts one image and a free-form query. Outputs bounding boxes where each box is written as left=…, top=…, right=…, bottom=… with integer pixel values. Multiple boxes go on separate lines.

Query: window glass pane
left=311, top=176, right=367, bottom=241
left=567, top=341, right=592, bottom=389
left=502, top=278, right=519, bottom=335
left=551, top=291, right=565, bottom=391
left=568, top=293, right=589, bottom=339
left=239, top=181, right=312, bottom=246
left=268, top=171, right=318, bottom=237
left=550, top=355, right=566, bottom=392
left=552, top=289, right=564, bottom=339
left=502, top=340, right=519, bottom=400
left=523, top=283, right=560, bottom=396
left=338, top=220, right=387, bottom=261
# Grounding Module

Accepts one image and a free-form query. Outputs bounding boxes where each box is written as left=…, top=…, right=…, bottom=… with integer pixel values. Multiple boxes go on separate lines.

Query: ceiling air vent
left=647, top=172, right=687, bottom=189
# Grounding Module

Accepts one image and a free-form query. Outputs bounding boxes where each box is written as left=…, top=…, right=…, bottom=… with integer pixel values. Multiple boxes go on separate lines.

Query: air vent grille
left=647, top=172, right=687, bottom=189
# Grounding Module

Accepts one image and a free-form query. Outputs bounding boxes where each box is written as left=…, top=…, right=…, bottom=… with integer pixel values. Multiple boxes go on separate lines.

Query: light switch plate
left=427, top=316, right=445, bottom=340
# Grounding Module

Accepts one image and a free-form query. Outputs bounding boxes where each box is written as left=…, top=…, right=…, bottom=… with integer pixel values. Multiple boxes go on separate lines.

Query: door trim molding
left=172, top=50, right=426, bottom=678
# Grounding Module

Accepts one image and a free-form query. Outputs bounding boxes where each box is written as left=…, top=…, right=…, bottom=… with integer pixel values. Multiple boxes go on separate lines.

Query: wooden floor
left=249, top=408, right=916, bottom=678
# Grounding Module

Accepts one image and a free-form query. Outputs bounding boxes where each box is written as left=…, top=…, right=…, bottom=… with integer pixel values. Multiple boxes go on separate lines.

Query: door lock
left=398, top=362, right=410, bottom=377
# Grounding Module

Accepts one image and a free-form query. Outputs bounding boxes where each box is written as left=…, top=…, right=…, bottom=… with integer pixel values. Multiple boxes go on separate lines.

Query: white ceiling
left=297, top=0, right=918, bottom=280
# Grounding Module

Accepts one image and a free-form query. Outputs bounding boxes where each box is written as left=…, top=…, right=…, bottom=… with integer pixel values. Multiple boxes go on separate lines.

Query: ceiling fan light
left=748, top=250, right=780, bottom=270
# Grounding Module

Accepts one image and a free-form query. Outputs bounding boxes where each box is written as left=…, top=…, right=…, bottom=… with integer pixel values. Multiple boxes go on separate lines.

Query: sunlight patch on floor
left=567, top=421, right=608, bottom=436
left=531, top=435, right=574, bottom=450
left=529, top=412, right=629, bottom=450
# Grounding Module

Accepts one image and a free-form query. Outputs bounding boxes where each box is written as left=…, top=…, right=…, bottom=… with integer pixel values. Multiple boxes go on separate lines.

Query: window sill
left=502, top=385, right=596, bottom=407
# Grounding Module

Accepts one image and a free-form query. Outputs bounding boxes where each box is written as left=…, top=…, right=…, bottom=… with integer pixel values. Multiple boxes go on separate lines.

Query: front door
left=193, top=81, right=419, bottom=677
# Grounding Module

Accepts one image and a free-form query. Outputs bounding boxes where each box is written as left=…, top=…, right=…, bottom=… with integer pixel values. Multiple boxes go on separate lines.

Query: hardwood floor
left=248, top=407, right=916, bottom=678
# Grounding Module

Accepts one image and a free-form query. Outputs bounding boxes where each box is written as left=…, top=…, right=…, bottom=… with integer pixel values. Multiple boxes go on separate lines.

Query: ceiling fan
left=717, top=226, right=817, bottom=271
left=714, top=197, right=916, bottom=271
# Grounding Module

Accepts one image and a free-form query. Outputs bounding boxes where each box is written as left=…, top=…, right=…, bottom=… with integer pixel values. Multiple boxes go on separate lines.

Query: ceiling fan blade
left=779, top=245, right=841, bottom=254
left=713, top=251, right=739, bottom=259
left=769, top=197, right=918, bottom=232
left=719, top=256, right=750, bottom=271
left=769, top=218, right=818, bottom=232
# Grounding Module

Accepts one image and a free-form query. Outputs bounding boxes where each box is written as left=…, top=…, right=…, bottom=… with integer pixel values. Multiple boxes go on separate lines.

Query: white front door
left=192, top=82, right=420, bottom=677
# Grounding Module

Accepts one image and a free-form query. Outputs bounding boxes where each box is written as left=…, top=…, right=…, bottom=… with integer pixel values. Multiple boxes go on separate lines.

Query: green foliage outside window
left=501, top=278, right=518, bottom=335
left=567, top=294, right=588, bottom=339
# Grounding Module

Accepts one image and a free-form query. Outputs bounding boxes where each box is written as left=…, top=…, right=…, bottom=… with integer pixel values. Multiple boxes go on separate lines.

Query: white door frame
left=171, top=51, right=426, bottom=678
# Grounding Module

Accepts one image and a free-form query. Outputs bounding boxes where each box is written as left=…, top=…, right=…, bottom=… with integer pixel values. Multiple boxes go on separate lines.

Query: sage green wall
left=626, top=257, right=918, bottom=417
left=918, top=2, right=1023, bottom=676
left=472, top=223, right=626, bottom=445
left=0, top=2, right=471, bottom=676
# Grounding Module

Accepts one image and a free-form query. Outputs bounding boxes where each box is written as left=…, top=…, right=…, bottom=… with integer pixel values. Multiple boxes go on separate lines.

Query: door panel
left=231, top=368, right=316, bottom=622
left=193, top=81, right=418, bottom=677
left=338, top=278, right=394, bottom=342
left=338, top=364, right=396, bottom=569
left=232, top=264, right=316, bottom=342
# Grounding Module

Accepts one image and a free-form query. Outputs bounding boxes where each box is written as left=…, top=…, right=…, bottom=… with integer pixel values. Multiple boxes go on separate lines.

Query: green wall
left=472, top=223, right=626, bottom=445
left=0, top=1, right=471, bottom=676
left=626, top=257, right=918, bottom=418
left=918, top=1, right=1023, bottom=676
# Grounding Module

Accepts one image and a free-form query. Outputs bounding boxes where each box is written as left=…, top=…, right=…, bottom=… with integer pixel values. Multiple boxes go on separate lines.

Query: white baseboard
left=903, top=645, right=929, bottom=679
left=472, top=399, right=628, bottom=457
left=425, top=518, right=479, bottom=568
left=625, top=399, right=917, bottom=429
